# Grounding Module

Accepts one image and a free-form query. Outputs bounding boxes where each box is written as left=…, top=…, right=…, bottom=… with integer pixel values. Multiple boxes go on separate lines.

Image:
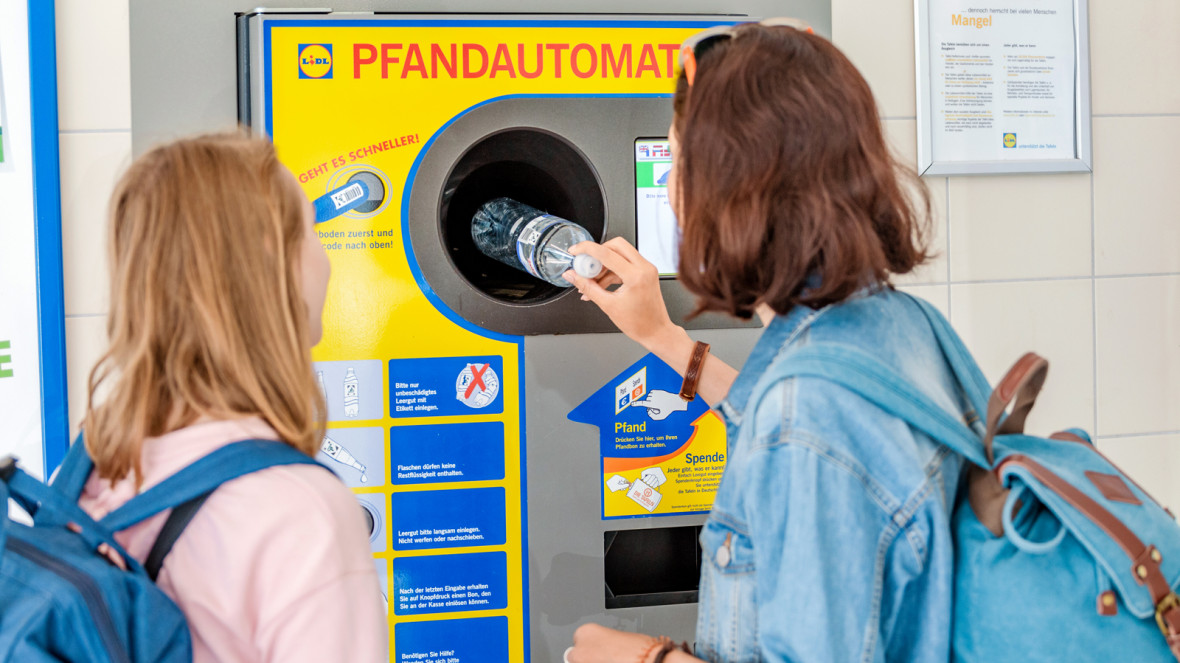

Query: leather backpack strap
left=983, top=353, right=1049, bottom=464
left=1051, top=430, right=1173, bottom=516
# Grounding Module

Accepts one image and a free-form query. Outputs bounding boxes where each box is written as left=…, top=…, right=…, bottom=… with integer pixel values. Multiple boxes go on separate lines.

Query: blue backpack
left=0, top=438, right=322, bottom=662
left=759, top=292, right=1180, bottom=661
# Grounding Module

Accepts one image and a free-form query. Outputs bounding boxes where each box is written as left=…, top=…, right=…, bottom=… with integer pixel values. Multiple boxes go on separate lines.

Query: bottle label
left=515, top=214, right=563, bottom=278
left=330, top=182, right=366, bottom=210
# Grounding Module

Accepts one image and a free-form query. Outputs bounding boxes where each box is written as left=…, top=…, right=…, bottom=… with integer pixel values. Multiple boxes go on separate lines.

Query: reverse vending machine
left=236, top=12, right=808, bottom=661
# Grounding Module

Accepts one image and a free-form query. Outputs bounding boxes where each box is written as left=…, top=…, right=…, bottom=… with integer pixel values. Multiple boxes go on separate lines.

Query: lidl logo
left=1003, top=132, right=1017, bottom=148
left=299, top=44, right=333, bottom=79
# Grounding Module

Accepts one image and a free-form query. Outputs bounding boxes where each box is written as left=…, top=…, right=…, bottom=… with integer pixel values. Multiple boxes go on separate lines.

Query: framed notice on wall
left=0, top=0, right=68, bottom=479
left=915, top=0, right=1092, bottom=175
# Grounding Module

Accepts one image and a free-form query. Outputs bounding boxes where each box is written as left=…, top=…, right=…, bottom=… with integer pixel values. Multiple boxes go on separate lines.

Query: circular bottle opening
left=439, top=128, right=606, bottom=305
left=325, top=165, right=393, bottom=219
left=358, top=499, right=381, bottom=544
left=347, top=170, right=386, bottom=214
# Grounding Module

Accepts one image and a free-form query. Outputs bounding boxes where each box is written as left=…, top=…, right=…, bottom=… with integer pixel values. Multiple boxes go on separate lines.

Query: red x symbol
left=464, top=363, right=490, bottom=399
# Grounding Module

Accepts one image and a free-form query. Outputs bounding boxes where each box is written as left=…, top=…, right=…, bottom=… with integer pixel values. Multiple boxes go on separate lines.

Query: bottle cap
left=573, top=254, right=603, bottom=279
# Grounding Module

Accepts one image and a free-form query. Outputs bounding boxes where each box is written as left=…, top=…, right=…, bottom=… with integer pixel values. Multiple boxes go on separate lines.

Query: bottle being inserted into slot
left=471, top=197, right=603, bottom=287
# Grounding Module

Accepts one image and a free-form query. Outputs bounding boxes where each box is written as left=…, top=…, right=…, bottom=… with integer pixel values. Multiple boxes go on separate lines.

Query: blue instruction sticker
left=394, top=616, right=509, bottom=663
left=391, top=487, right=506, bottom=551
left=568, top=353, right=710, bottom=461
left=569, top=352, right=724, bottom=520
left=393, top=551, right=507, bottom=616
left=390, top=422, right=505, bottom=485
left=389, top=356, right=504, bottom=418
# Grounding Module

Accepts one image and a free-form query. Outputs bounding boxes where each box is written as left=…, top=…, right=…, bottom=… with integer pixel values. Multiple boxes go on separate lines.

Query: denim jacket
left=696, top=288, right=970, bottom=663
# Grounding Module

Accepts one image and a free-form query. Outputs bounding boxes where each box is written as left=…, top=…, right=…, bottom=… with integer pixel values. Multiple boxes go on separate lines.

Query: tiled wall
left=57, top=1, right=1178, bottom=506
left=56, top=0, right=132, bottom=442
left=835, top=0, right=1180, bottom=509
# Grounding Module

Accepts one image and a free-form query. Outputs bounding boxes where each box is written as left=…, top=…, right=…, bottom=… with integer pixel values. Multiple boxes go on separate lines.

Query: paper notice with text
left=929, top=0, right=1076, bottom=162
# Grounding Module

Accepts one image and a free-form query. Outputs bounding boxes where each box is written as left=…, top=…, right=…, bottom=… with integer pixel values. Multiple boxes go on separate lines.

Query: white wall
left=834, top=0, right=1180, bottom=508
left=57, top=0, right=1179, bottom=506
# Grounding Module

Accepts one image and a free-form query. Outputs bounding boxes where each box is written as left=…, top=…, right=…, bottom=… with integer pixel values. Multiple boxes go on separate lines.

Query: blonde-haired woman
left=76, top=133, right=386, bottom=662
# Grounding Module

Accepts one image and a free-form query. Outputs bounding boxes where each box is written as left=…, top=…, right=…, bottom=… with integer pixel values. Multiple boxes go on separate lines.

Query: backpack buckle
left=1157, top=592, right=1180, bottom=637
left=96, top=542, right=128, bottom=571
left=0, top=456, right=17, bottom=482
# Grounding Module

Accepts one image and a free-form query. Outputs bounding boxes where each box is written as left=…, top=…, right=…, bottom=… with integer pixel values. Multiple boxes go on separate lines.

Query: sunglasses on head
left=678, top=17, right=814, bottom=87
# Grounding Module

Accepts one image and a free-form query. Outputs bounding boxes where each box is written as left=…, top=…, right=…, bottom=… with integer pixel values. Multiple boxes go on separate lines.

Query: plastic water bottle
left=471, top=197, right=603, bottom=287
left=343, top=368, right=359, bottom=417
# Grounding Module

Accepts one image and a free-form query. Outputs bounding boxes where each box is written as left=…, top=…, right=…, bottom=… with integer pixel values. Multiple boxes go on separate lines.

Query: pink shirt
left=78, top=418, right=388, bottom=663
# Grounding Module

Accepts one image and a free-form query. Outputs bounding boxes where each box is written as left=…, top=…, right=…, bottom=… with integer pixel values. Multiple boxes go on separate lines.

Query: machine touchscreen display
left=634, top=139, right=678, bottom=277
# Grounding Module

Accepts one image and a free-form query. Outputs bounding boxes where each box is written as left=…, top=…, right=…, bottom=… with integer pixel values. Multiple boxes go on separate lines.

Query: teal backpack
left=767, top=293, right=1180, bottom=661
left=0, top=438, right=322, bottom=662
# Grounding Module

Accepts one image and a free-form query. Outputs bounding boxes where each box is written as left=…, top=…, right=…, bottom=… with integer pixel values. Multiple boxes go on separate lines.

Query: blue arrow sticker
left=314, top=179, right=370, bottom=223
left=569, top=353, right=710, bottom=461
left=569, top=353, right=724, bottom=520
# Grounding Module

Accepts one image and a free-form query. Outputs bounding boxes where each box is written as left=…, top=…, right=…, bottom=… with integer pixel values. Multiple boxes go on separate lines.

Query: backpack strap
left=99, top=439, right=323, bottom=532
left=5, top=459, right=99, bottom=526
left=51, top=434, right=96, bottom=500
left=753, top=342, right=990, bottom=468
left=897, top=291, right=993, bottom=422
left=144, top=492, right=211, bottom=582
left=2, top=459, right=141, bottom=571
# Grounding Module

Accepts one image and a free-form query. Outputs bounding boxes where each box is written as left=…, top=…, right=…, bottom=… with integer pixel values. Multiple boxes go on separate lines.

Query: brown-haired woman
left=564, top=22, right=967, bottom=663
left=77, top=134, right=386, bottom=662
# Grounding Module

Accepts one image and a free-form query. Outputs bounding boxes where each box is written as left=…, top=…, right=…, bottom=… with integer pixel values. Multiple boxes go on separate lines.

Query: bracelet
left=679, top=341, right=711, bottom=402
left=637, top=636, right=670, bottom=663
left=652, top=640, right=693, bottom=663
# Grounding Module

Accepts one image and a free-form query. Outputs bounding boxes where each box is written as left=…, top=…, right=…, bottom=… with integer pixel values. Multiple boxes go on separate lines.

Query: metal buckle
left=1156, top=592, right=1180, bottom=637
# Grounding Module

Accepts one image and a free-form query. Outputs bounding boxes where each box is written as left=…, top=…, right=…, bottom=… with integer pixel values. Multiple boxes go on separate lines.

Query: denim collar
left=718, top=303, right=829, bottom=427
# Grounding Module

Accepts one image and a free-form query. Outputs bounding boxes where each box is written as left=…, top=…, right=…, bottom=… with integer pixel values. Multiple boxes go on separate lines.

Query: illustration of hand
left=640, top=467, right=667, bottom=489
left=630, top=390, right=688, bottom=421
left=606, top=475, right=632, bottom=493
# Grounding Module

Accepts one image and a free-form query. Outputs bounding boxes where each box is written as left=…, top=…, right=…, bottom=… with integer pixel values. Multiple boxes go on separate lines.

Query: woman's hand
left=565, top=624, right=658, bottom=663
left=566, top=624, right=701, bottom=663
left=565, top=237, right=740, bottom=405
left=563, top=238, right=681, bottom=352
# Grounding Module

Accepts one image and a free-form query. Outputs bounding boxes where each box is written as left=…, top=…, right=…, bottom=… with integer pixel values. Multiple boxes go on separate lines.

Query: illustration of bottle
left=471, top=197, right=603, bottom=287
left=315, top=370, right=327, bottom=405
left=321, top=435, right=368, bottom=483
left=343, top=367, right=359, bottom=417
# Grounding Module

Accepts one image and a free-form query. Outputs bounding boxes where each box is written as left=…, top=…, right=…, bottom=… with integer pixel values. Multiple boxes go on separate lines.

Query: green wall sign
left=0, top=340, right=13, bottom=378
